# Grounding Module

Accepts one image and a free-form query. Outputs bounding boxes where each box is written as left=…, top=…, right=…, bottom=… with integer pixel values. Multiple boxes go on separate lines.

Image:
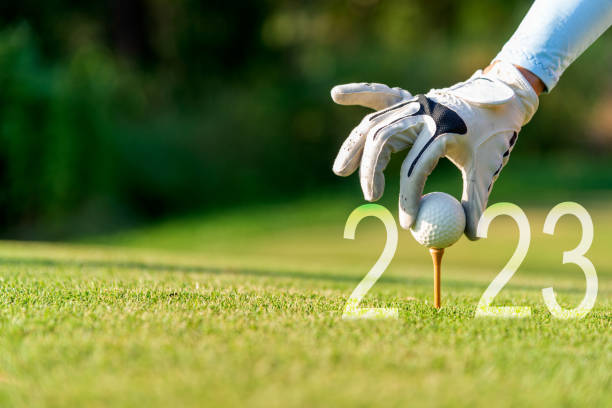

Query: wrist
left=484, top=61, right=545, bottom=96
left=480, top=60, right=539, bottom=125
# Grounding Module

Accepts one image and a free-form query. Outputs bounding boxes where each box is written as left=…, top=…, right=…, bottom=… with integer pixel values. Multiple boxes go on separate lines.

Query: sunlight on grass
left=0, top=194, right=610, bottom=407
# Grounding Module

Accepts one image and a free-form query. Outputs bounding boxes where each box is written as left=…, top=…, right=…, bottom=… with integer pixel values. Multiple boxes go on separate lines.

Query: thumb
left=461, top=168, right=496, bottom=241
left=331, top=83, right=412, bottom=111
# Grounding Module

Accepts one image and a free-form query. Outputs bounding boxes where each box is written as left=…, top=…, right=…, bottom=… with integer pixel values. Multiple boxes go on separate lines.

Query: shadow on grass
left=0, top=257, right=597, bottom=295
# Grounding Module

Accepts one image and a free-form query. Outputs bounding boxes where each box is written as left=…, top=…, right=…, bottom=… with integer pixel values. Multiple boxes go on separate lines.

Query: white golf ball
left=409, top=192, right=466, bottom=249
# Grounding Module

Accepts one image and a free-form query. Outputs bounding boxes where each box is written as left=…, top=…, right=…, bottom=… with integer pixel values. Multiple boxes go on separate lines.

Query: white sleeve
left=494, top=0, right=612, bottom=91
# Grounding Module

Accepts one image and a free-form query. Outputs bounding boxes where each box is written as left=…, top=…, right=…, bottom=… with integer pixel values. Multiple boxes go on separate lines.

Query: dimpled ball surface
left=409, top=192, right=466, bottom=249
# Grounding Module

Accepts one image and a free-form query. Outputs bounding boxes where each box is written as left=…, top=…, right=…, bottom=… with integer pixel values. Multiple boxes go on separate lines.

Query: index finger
left=399, top=134, right=447, bottom=229
left=331, top=83, right=412, bottom=111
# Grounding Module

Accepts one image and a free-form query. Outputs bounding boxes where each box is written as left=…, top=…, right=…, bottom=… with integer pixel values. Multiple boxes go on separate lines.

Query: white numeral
left=475, top=203, right=531, bottom=318
left=542, top=202, right=598, bottom=319
left=342, top=204, right=398, bottom=320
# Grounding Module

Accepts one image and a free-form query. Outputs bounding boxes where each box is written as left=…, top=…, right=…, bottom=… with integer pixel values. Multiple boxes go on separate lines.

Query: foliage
left=0, top=1, right=610, bottom=236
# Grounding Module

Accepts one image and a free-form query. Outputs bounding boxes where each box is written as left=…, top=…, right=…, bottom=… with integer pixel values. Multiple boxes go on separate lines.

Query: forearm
left=493, top=0, right=612, bottom=92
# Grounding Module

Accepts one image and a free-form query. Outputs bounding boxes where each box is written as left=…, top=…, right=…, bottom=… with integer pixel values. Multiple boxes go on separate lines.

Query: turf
left=0, top=193, right=610, bottom=407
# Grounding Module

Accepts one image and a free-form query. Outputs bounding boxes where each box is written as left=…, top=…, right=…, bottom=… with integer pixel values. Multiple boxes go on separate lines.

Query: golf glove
left=331, top=61, right=538, bottom=239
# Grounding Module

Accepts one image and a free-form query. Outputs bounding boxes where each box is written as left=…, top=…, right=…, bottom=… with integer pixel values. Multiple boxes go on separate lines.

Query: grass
left=0, top=190, right=610, bottom=407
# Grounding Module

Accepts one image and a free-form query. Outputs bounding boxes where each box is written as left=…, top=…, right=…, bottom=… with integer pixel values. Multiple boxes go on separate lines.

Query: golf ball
left=409, top=192, right=466, bottom=249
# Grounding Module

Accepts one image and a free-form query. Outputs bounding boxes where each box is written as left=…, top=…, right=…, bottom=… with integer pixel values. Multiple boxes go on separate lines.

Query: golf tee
left=429, top=248, right=444, bottom=309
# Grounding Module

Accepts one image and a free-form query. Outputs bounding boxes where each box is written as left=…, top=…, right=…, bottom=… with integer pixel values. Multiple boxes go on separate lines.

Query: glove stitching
left=371, top=107, right=419, bottom=141
left=369, top=98, right=417, bottom=121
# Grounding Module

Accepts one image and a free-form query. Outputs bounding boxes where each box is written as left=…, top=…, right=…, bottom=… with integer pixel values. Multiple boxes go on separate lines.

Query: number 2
left=342, top=204, right=398, bottom=320
left=475, top=203, right=532, bottom=318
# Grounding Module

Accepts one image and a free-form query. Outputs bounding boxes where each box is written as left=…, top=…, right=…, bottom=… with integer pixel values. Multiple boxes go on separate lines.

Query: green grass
left=0, top=192, right=610, bottom=407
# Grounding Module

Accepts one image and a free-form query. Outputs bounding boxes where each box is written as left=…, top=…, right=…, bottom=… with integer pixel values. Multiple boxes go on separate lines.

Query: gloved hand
left=331, top=61, right=538, bottom=239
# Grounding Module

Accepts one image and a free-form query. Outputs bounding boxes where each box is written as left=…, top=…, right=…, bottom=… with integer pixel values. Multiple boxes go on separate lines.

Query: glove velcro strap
left=448, top=77, right=515, bottom=107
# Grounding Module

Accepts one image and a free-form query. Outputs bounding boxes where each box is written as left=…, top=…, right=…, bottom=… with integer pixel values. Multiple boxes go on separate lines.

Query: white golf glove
left=331, top=61, right=538, bottom=239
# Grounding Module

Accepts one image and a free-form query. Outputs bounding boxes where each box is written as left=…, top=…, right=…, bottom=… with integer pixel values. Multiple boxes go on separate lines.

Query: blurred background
left=0, top=0, right=610, bottom=240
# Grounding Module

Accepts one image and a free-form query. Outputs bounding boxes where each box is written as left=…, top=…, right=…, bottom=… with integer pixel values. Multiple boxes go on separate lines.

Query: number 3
left=542, top=202, right=598, bottom=319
